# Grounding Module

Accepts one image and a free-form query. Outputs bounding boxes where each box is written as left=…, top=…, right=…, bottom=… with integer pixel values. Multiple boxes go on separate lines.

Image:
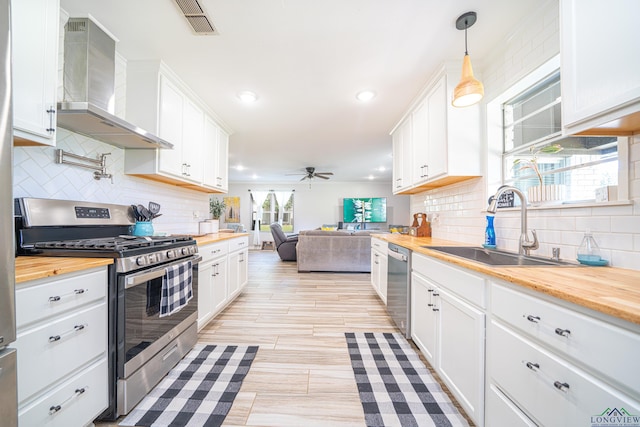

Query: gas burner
left=33, top=235, right=192, bottom=252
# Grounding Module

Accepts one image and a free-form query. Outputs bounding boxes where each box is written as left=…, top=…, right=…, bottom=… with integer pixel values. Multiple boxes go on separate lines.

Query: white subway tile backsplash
left=575, top=217, right=611, bottom=233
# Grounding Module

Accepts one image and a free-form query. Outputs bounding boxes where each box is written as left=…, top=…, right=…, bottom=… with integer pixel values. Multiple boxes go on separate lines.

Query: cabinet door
left=411, top=100, right=429, bottom=184
left=426, top=76, right=447, bottom=179
left=561, top=0, right=640, bottom=131
left=216, top=128, right=229, bottom=191
left=437, top=287, right=485, bottom=425
left=197, top=261, right=214, bottom=330
left=181, top=98, right=204, bottom=183
left=203, top=116, right=219, bottom=187
left=12, top=0, right=59, bottom=145
left=392, top=129, right=404, bottom=192
left=158, top=76, right=184, bottom=176
left=410, top=272, right=438, bottom=366
left=371, top=250, right=380, bottom=292
left=212, top=257, right=228, bottom=313
left=228, top=249, right=247, bottom=297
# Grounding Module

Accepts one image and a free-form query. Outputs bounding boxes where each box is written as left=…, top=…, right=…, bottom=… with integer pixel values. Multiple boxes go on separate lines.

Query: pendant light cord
left=464, top=20, right=469, bottom=55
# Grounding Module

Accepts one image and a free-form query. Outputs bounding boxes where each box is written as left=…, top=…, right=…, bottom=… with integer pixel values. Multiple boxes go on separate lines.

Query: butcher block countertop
left=374, top=234, right=640, bottom=326
left=192, top=232, right=249, bottom=246
left=15, top=257, right=113, bottom=284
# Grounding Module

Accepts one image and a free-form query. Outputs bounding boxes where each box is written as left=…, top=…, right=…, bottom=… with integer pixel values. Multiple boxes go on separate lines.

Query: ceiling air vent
left=173, top=0, right=218, bottom=35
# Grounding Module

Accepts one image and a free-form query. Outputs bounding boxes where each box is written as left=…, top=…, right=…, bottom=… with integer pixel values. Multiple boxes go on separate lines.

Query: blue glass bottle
left=484, top=215, right=496, bottom=247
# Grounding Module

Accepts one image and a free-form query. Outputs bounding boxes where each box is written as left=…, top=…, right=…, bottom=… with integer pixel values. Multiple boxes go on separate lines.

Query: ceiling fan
left=287, top=167, right=334, bottom=181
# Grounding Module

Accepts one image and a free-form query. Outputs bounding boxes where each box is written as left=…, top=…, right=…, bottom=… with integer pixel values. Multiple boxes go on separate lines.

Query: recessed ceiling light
left=237, top=91, right=258, bottom=103
left=378, top=166, right=386, bottom=172
left=356, top=90, right=376, bottom=102
left=368, top=175, right=375, bottom=180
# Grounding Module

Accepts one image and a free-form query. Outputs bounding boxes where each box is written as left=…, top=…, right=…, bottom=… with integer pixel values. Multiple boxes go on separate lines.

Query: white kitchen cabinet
left=203, top=116, right=229, bottom=192
left=411, top=253, right=486, bottom=425
left=410, top=271, right=437, bottom=365
left=391, top=118, right=412, bottom=192
left=560, top=0, right=640, bottom=135
left=11, top=0, right=59, bottom=146
left=228, top=236, right=249, bottom=298
left=197, top=241, right=228, bottom=330
left=197, top=236, right=248, bottom=330
left=391, top=63, right=481, bottom=195
left=486, top=280, right=640, bottom=426
left=15, top=267, right=108, bottom=426
left=124, top=60, right=227, bottom=193
left=370, top=237, right=388, bottom=303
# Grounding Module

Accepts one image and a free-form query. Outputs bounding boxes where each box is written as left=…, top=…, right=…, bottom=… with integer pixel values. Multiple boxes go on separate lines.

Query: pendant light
left=452, top=11, right=484, bottom=108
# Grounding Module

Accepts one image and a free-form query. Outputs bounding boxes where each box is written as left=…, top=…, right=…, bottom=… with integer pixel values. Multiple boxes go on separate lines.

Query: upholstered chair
left=270, top=223, right=298, bottom=261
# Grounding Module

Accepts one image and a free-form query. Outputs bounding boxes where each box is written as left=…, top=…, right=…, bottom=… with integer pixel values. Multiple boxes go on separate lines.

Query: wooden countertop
left=373, top=234, right=640, bottom=326
left=193, top=232, right=249, bottom=246
left=15, top=257, right=113, bottom=284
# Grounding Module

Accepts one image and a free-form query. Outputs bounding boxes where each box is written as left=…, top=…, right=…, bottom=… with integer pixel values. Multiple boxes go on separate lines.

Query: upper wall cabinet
left=12, top=0, right=60, bottom=146
left=123, top=60, right=229, bottom=193
left=391, top=64, right=481, bottom=195
left=561, top=0, right=640, bottom=136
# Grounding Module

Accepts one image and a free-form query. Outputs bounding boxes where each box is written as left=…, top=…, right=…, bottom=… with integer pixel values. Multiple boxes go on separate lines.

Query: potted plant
left=208, top=198, right=226, bottom=233
left=513, top=143, right=564, bottom=203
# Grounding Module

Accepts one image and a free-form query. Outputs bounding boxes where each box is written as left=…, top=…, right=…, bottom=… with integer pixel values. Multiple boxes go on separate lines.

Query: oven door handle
left=125, top=254, right=202, bottom=289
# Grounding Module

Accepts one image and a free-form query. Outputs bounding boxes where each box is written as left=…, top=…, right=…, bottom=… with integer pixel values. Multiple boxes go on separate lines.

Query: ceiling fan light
left=452, top=54, right=484, bottom=107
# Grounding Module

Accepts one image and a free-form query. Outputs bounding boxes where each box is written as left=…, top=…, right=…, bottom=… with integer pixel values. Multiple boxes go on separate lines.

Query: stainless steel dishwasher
left=387, top=243, right=411, bottom=338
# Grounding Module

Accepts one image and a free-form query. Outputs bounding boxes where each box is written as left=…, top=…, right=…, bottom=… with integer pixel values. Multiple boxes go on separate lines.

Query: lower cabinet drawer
left=491, top=282, right=640, bottom=396
left=16, top=302, right=107, bottom=403
left=489, top=321, right=640, bottom=427
left=19, top=357, right=108, bottom=427
left=485, top=384, right=536, bottom=427
left=16, top=268, right=107, bottom=328
left=228, top=236, right=249, bottom=252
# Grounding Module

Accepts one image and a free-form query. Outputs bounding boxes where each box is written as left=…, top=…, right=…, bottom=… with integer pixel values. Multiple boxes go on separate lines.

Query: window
left=251, top=192, right=294, bottom=232
left=502, top=70, right=619, bottom=204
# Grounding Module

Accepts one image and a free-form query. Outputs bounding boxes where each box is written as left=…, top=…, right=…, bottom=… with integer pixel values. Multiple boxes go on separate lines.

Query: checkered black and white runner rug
left=345, top=332, right=469, bottom=427
left=120, top=344, right=258, bottom=427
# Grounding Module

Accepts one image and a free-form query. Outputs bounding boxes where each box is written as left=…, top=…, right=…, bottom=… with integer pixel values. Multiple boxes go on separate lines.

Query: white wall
left=227, top=181, right=411, bottom=242
left=410, top=0, right=640, bottom=270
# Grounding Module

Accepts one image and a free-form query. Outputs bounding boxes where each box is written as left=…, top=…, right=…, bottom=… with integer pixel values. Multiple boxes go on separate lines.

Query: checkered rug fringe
left=345, top=332, right=469, bottom=427
left=120, top=344, right=258, bottom=427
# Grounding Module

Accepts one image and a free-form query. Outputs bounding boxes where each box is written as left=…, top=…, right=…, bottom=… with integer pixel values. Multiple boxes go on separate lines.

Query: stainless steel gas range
left=15, top=197, right=201, bottom=420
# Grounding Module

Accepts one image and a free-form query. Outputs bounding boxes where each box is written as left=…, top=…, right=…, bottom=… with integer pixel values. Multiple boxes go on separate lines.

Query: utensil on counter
left=137, top=204, right=152, bottom=221
left=148, top=201, right=161, bottom=217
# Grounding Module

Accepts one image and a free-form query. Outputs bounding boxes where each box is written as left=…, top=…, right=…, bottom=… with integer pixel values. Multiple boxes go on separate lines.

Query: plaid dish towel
left=160, top=260, right=193, bottom=317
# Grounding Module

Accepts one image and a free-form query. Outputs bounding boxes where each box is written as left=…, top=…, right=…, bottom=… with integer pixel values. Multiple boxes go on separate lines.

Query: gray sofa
left=296, top=230, right=375, bottom=272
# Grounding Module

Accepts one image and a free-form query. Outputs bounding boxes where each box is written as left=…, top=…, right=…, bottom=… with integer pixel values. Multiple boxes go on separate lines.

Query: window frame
left=485, top=55, right=629, bottom=209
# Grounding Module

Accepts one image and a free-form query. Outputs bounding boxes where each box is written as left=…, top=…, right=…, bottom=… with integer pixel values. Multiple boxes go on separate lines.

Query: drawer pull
left=48, top=324, right=87, bottom=343
left=554, top=381, right=570, bottom=392
left=526, top=315, right=541, bottom=323
left=48, top=289, right=88, bottom=303
left=433, top=293, right=439, bottom=297
left=432, top=308, right=439, bottom=312
left=427, top=289, right=433, bottom=293
left=427, top=303, right=434, bottom=307
left=555, top=328, right=571, bottom=337
left=526, top=362, right=540, bottom=371
left=48, top=385, right=88, bottom=415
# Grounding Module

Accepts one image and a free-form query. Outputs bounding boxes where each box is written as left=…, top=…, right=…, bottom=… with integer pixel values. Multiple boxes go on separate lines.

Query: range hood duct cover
left=57, top=17, right=173, bottom=150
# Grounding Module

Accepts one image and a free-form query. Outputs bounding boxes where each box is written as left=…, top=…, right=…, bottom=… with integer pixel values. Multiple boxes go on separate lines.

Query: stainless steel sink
left=423, top=246, right=578, bottom=267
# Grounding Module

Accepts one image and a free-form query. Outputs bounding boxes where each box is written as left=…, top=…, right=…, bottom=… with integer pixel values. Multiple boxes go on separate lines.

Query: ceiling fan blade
left=299, top=176, right=308, bottom=181
left=314, top=174, right=330, bottom=179
left=285, top=173, right=307, bottom=176
left=315, top=172, right=333, bottom=176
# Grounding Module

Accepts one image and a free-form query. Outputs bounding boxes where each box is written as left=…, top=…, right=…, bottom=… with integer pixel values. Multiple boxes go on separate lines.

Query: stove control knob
left=181, top=247, right=189, bottom=255
left=166, top=250, right=176, bottom=259
left=136, top=256, right=147, bottom=266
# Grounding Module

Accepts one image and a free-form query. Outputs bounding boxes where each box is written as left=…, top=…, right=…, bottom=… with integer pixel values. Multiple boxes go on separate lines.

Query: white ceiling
left=59, top=0, right=540, bottom=183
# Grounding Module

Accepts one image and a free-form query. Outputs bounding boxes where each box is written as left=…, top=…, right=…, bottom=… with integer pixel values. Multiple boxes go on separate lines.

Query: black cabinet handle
left=526, top=361, right=540, bottom=371
left=554, top=381, right=570, bottom=392
left=555, top=328, right=571, bottom=337
left=526, top=315, right=541, bottom=323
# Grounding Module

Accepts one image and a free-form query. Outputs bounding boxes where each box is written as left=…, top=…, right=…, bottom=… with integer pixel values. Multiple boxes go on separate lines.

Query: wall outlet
left=193, top=210, right=200, bottom=219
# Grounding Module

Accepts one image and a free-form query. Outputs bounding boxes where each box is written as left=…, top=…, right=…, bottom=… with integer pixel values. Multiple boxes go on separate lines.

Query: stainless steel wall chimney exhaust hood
left=57, top=18, right=173, bottom=150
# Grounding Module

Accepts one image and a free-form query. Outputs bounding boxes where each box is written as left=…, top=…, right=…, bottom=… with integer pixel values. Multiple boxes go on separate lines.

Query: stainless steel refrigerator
left=0, top=0, right=18, bottom=425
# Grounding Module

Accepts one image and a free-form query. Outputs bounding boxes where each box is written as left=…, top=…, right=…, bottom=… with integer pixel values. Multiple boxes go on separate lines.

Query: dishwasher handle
left=388, top=248, right=408, bottom=262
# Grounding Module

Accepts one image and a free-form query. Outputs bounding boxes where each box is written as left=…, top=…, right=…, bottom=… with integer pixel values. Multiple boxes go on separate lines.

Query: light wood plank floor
left=98, top=249, right=473, bottom=426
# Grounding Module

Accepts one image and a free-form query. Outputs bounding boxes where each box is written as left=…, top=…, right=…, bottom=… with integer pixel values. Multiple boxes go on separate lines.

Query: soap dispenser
left=484, top=214, right=496, bottom=248
left=577, top=230, right=605, bottom=265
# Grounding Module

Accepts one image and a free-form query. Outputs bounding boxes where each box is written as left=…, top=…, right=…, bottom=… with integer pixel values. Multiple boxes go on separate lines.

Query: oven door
left=116, top=254, right=201, bottom=379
